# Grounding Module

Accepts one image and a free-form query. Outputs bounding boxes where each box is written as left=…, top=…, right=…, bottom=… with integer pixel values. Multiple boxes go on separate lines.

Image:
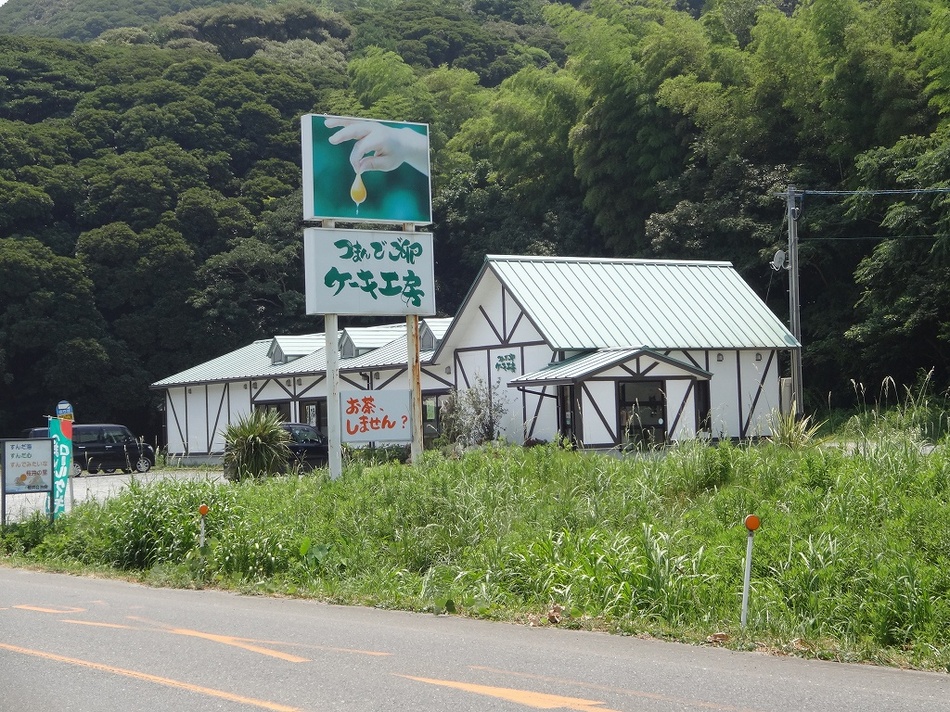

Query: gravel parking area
left=3, top=468, right=225, bottom=524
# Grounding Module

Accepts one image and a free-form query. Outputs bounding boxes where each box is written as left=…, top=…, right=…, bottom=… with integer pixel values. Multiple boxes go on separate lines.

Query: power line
left=809, top=234, right=946, bottom=241
left=801, top=188, right=950, bottom=196
left=776, top=188, right=950, bottom=198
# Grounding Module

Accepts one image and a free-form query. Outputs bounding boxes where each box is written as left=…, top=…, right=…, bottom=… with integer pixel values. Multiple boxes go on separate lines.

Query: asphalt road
left=2, top=568, right=949, bottom=712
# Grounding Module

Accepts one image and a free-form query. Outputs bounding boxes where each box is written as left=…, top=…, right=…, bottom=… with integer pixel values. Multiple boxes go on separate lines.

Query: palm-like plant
left=222, top=409, right=291, bottom=481
left=768, top=406, right=825, bottom=449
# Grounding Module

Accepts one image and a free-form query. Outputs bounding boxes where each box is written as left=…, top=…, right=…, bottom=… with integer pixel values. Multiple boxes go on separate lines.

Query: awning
left=508, top=348, right=711, bottom=388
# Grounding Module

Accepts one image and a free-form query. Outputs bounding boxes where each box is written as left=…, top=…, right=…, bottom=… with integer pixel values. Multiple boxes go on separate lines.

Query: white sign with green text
left=304, top=228, right=435, bottom=316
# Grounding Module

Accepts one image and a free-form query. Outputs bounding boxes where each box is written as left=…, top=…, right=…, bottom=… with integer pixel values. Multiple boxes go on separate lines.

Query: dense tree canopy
left=0, top=0, right=949, bottom=438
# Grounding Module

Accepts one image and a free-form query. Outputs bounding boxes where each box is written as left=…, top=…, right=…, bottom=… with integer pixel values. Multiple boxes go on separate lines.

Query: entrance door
left=557, top=385, right=578, bottom=444
left=300, top=399, right=328, bottom=438
left=618, top=381, right=667, bottom=448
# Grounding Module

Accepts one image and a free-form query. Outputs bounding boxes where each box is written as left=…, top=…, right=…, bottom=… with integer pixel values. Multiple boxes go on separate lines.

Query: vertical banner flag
left=301, top=114, right=432, bottom=225
left=49, top=417, right=72, bottom=517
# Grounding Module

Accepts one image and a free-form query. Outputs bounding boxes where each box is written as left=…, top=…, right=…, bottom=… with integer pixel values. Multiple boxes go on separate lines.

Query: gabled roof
left=435, top=255, right=799, bottom=359
left=152, top=318, right=450, bottom=388
left=268, top=334, right=324, bottom=364
left=340, top=336, right=435, bottom=371
left=422, top=317, right=453, bottom=341
left=270, top=347, right=327, bottom=376
left=152, top=340, right=273, bottom=387
left=342, top=323, right=406, bottom=351
left=509, top=348, right=712, bottom=387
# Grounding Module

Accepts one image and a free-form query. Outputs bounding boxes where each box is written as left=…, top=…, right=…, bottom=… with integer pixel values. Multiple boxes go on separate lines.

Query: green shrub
left=222, top=410, right=291, bottom=481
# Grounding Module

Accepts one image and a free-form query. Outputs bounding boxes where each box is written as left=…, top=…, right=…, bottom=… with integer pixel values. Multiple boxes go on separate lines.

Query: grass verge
left=3, top=416, right=949, bottom=671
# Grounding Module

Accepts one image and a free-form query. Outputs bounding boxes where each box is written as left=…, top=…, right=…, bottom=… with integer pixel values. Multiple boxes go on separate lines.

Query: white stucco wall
left=706, top=350, right=780, bottom=439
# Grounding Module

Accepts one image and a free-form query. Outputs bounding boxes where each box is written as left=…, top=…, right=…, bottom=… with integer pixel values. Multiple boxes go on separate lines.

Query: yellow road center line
left=14, top=605, right=85, bottom=614
left=253, top=638, right=391, bottom=657
left=0, top=642, right=305, bottom=712
left=127, top=616, right=389, bottom=659
left=400, top=675, right=622, bottom=711
left=168, top=628, right=311, bottom=663
left=469, top=666, right=762, bottom=712
left=62, top=619, right=134, bottom=629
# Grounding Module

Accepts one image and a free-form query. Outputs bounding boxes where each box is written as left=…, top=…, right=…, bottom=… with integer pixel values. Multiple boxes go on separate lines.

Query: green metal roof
left=471, top=255, right=799, bottom=352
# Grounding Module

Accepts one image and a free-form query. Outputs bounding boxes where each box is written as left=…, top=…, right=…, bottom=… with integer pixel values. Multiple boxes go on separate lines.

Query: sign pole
left=407, top=315, right=423, bottom=463
left=325, top=225, right=343, bottom=480
left=326, top=312, right=342, bottom=480
left=405, top=223, right=424, bottom=464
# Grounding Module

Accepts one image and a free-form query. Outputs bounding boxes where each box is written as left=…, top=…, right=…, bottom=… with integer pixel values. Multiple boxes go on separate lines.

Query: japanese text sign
left=304, top=228, right=435, bottom=316
left=340, top=390, right=412, bottom=443
left=3, top=439, right=53, bottom=494
left=49, top=417, right=72, bottom=517
left=301, top=114, right=432, bottom=225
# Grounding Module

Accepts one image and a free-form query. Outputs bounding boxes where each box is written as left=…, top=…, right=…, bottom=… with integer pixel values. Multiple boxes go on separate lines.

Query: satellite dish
left=771, top=249, right=786, bottom=271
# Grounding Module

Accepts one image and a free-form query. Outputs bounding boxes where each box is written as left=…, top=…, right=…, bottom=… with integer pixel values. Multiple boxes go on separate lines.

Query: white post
left=326, top=313, right=342, bottom=479
left=740, top=514, right=760, bottom=629
left=741, top=530, right=754, bottom=628
left=324, top=220, right=343, bottom=480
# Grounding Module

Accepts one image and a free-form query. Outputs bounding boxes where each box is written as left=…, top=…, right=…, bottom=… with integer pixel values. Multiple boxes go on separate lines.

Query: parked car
left=281, top=423, right=328, bottom=468
left=25, top=423, right=155, bottom=476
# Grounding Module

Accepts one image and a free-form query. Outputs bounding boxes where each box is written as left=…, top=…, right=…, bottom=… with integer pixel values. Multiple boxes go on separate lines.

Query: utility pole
left=786, top=186, right=804, bottom=418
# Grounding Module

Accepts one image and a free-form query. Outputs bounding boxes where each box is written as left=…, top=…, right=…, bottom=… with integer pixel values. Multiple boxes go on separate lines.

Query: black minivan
left=26, top=423, right=155, bottom=476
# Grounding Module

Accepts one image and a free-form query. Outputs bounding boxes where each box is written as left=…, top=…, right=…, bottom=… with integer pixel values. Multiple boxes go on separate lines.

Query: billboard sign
left=340, top=390, right=412, bottom=443
left=301, top=114, right=432, bottom=225
left=304, top=227, right=435, bottom=316
left=3, top=439, right=53, bottom=494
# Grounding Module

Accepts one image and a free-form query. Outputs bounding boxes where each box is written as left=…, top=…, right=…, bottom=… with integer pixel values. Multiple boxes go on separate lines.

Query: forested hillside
left=0, top=0, right=948, bottom=440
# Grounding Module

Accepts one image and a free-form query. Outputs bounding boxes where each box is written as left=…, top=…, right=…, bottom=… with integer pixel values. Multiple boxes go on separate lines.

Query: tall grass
left=3, top=397, right=950, bottom=670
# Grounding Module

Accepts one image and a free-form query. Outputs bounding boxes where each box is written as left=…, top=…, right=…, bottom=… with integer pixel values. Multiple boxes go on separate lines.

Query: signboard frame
left=340, top=389, right=413, bottom=444
left=304, top=227, right=435, bottom=316
left=301, top=114, right=432, bottom=225
left=1, top=438, right=54, bottom=525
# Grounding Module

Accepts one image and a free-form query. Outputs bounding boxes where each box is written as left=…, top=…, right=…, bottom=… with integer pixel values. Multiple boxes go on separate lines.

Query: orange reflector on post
left=199, top=504, right=209, bottom=517
left=744, top=514, right=760, bottom=531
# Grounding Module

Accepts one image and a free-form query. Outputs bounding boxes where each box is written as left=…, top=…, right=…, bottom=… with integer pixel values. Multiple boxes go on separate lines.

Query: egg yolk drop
left=350, top=173, right=367, bottom=213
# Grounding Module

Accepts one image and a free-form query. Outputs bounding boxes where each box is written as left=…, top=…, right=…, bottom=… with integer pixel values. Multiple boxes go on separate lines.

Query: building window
left=299, top=399, right=328, bottom=438
left=558, top=385, right=578, bottom=442
left=618, top=380, right=667, bottom=448
left=423, top=393, right=449, bottom=445
left=255, top=401, right=291, bottom=422
left=695, top=380, right=711, bottom=434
